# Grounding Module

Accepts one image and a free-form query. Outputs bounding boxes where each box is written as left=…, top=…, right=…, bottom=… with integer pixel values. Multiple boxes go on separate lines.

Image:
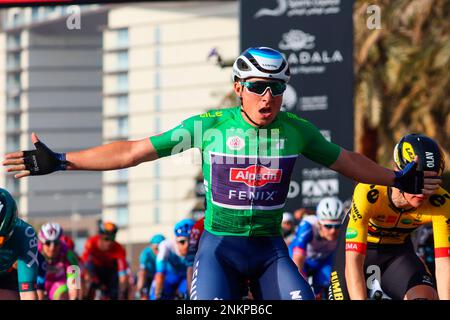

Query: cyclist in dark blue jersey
left=0, top=188, right=39, bottom=300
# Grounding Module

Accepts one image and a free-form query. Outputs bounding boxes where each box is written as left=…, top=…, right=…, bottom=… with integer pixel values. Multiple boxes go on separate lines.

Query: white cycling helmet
left=232, top=47, right=291, bottom=83
left=316, top=197, right=344, bottom=222
left=39, top=222, right=63, bottom=243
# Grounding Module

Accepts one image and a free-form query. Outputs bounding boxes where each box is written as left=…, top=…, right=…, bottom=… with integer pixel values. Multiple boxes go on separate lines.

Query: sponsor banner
left=240, top=0, right=354, bottom=210
left=210, top=152, right=297, bottom=210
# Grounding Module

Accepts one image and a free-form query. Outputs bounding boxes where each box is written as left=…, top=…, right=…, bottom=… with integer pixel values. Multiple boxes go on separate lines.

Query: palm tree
left=354, top=0, right=449, bottom=171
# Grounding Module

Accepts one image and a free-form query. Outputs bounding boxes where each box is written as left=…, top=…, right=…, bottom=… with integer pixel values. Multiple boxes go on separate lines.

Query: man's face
left=234, top=77, right=285, bottom=127
left=98, top=235, right=114, bottom=251
left=176, top=236, right=189, bottom=257
left=318, top=220, right=341, bottom=241
left=281, top=221, right=294, bottom=234
left=151, top=244, right=159, bottom=255
left=402, top=193, right=428, bottom=208
left=42, top=240, right=61, bottom=258
left=393, top=167, right=430, bottom=208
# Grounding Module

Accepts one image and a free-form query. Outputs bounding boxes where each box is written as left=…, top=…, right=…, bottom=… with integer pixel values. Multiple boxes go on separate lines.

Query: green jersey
left=150, top=106, right=341, bottom=236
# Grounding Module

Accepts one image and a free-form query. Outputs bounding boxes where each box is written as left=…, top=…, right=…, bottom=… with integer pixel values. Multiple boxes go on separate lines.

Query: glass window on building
left=117, top=117, right=129, bottom=136
left=116, top=207, right=129, bottom=227
left=7, top=73, right=21, bottom=90
left=6, top=114, right=20, bottom=131
left=44, top=6, right=57, bottom=17
left=31, top=7, right=40, bottom=21
left=6, top=135, right=20, bottom=152
left=7, top=53, right=20, bottom=70
left=118, top=168, right=129, bottom=181
left=12, top=12, right=23, bottom=27
left=7, top=34, right=21, bottom=50
left=5, top=176, right=20, bottom=195
left=117, top=28, right=129, bottom=48
left=117, top=183, right=128, bottom=204
left=117, top=51, right=128, bottom=70
left=117, top=73, right=128, bottom=92
left=7, top=96, right=20, bottom=110
left=117, top=95, right=128, bottom=113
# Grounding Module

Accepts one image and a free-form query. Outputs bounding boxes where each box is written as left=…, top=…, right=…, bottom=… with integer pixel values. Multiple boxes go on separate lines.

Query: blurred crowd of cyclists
left=26, top=196, right=435, bottom=300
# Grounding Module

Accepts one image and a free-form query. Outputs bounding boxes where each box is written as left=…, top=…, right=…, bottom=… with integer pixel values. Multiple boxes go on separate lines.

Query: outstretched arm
left=3, top=132, right=158, bottom=178
left=330, top=148, right=441, bottom=195
left=66, top=137, right=157, bottom=171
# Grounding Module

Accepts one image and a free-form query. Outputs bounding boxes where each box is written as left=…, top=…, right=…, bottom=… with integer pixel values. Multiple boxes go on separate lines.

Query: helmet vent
left=237, top=58, right=250, bottom=71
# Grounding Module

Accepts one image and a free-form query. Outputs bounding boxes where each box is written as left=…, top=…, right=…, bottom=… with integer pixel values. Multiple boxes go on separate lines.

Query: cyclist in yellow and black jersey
left=329, top=134, right=449, bottom=300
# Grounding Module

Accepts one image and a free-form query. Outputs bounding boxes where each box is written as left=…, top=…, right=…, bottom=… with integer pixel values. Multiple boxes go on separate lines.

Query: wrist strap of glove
left=23, top=141, right=67, bottom=175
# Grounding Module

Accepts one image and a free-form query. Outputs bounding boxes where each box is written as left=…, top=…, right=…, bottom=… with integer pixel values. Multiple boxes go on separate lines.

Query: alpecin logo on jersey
left=230, top=165, right=282, bottom=187
left=210, top=152, right=298, bottom=210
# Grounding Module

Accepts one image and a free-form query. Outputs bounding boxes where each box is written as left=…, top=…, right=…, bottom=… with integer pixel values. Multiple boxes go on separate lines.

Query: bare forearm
left=154, top=273, right=165, bottom=298
left=330, top=149, right=395, bottom=186
left=435, top=258, right=450, bottom=300
left=293, top=252, right=306, bottom=271
left=20, top=291, right=38, bottom=300
left=345, top=252, right=367, bottom=300
left=186, top=267, right=193, bottom=295
left=66, top=139, right=157, bottom=171
left=137, top=269, right=147, bottom=291
left=69, top=289, right=80, bottom=300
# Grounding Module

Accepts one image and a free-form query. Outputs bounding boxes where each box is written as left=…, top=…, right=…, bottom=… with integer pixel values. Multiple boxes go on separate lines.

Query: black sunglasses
left=101, top=235, right=115, bottom=241
left=322, top=224, right=341, bottom=230
left=240, top=81, right=287, bottom=96
left=44, top=240, right=60, bottom=246
left=176, top=239, right=188, bottom=245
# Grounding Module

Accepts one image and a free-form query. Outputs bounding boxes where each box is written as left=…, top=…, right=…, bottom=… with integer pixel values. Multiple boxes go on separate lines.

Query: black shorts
left=329, top=215, right=436, bottom=300
left=0, top=269, right=19, bottom=292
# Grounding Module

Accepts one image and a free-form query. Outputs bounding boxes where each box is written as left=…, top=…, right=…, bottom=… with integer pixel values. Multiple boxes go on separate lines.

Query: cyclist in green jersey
left=0, top=188, right=39, bottom=300
left=2, top=47, right=441, bottom=299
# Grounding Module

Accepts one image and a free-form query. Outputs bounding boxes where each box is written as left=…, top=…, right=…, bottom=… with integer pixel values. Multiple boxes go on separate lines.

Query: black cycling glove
left=23, top=140, right=67, bottom=175
left=393, top=161, right=424, bottom=194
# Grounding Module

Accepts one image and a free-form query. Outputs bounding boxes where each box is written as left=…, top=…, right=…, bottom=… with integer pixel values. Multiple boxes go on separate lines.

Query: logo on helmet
left=402, top=143, right=415, bottom=162
left=425, top=152, right=435, bottom=168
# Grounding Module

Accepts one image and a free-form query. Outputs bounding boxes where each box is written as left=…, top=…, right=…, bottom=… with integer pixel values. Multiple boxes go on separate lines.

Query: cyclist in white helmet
left=290, top=197, right=344, bottom=299
left=3, top=46, right=441, bottom=300
left=37, top=222, right=80, bottom=300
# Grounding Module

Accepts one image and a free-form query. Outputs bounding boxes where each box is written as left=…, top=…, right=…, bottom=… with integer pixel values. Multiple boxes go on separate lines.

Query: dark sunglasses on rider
left=44, top=240, right=60, bottom=246
left=322, top=224, right=341, bottom=230
left=240, top=81, right=287, bottom=97
left=101, top=235, right=115, bottom=241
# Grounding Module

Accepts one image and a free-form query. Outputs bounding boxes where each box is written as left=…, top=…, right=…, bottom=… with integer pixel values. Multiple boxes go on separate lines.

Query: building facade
left=1, top=2, right=238, bottom=266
